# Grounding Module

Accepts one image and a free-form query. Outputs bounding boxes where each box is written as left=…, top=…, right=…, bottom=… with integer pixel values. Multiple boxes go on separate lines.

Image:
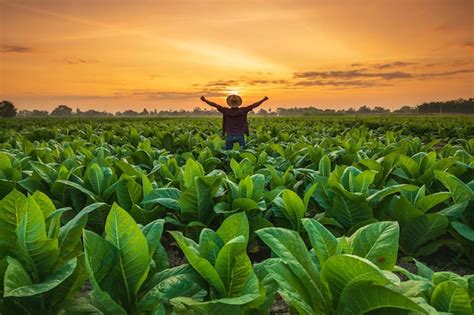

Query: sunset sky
left=1, top=0, right=473, bottom=112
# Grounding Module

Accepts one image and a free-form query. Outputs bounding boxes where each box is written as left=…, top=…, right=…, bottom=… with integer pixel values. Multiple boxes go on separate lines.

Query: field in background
left=0, top=116, right=472, bottom=314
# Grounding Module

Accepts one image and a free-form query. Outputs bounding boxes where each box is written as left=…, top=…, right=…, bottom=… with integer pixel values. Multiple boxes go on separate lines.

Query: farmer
left=200, top=94, right=269, bottom=150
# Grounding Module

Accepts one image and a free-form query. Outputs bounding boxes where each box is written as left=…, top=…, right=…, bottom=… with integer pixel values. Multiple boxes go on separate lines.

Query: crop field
left=0, top=115, right=473, bottom=314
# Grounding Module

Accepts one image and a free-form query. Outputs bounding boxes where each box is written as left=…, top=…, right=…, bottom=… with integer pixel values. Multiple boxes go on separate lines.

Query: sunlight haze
left=1, top=0, right=473, bottom=111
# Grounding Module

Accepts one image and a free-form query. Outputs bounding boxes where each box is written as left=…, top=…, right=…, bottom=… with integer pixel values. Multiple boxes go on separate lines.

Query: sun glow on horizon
left=0, top=0, right=472, bottom=111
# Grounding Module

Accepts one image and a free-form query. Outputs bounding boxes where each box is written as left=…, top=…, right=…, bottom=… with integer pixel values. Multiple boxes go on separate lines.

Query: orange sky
left=1, top=0, right=473, bottom=112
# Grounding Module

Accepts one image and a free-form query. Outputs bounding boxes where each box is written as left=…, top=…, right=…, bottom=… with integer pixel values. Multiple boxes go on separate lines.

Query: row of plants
left=0, top=190, right=472, bottom=314
left=0, top=116, right=472, bottom=314
left=0, top=148, right=472, bottom=261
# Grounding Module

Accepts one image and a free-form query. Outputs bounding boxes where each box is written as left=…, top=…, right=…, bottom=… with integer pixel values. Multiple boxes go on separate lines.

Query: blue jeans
left=225, top=134, right=245, bottom=150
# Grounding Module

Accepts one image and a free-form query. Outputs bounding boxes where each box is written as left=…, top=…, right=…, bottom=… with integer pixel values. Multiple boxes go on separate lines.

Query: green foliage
left=0, top=116, right=472, bottom=314
left=0, top=190, right=104, bottom=314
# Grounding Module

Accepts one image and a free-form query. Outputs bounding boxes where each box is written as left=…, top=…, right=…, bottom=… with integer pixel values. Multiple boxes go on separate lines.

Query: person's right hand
left=200, top=96, right=206, bottom=102
left=263, top=96, right=269, bottom=101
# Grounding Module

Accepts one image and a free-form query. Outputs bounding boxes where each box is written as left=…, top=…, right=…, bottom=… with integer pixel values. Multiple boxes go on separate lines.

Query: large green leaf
left=86, top=163, right=105, bottom=196
left=179, top=176, right=221, bottom=224
left=302, top=218, right=338, bottom=266
left=58, top=202, right=107, bottom=262
left=199, top=228, right=224, bottom=265
left=83, top=230, right=118, bottom=287
left=169, top=231, right=226, bottom=297
left=56, top=179, right=100, bottom=202
left=104, top=203, right=150, bottom=305
left=115, top=178, right=142, bottom=211
left=83, top=230, right=127, bottom=314
left=347, top=221, right=399, bottom=270
left=183, top=158, right=204, bottom=188
left=232, top=198, right=260, bottom=212
left=256, top=227, right=328, bottom=313
left=31, top=190, right=55, bottom=221
left=16, top=196, right=59, bottom=281
left=339, top=282, right=427, bottom=314
left=142, top=219, right=165, bottom=257
left=0, top=189, right=27, bottom=257
left=276, top=189, right=306, bottom=231
left=142, top=187, right=180, bottom=211
left=329, top=194, right=373, bottom=229
left=401, top=214, right=449, bottom=255
left=321, top=255, right=389, bottom=308
left=215, top=236, right=251, bottom=297
left=415, top=192, right=452, bottom=212
left=29, top=161, right=56, bottom=185
left=353, top=170, right=377, bottom=193
left=431, top=281, right=472, bottom=315
left=451, top=221, right=474, bottom=241
left=216, top=211, right=249, bottom=244
left=3, top=257, right=32, bottom=296
left=170, top=272, right=260, bottom=313
left=265, top=259, right=320, bottom=315
left=434, top=171, right=473, bottom=203
left=4, top=257, right=77, bottom=297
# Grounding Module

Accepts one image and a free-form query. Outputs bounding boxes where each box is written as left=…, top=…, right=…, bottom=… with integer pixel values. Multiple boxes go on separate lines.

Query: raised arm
left=246, top=96, right=269, bottom=110
left=200, top=96, right=224, bottom=110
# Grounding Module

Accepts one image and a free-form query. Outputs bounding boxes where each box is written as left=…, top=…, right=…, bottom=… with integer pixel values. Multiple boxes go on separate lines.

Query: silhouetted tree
left=394, top=105, right=416, bottom=114
left=357, top=105, right=371, bottom=114
left=0, top=100, right=17, bottom=118
left=417, top=98, right=473, bottom=114
left=32, top=110, right=49, bottom=117
left=50, top=105, right=73, bottom=116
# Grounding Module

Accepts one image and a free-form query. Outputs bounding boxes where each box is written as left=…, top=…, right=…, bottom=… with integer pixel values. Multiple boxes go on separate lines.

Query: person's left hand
left=200, top=96, right=206, bottom=102
left=263, top=96, right=269, bottom=101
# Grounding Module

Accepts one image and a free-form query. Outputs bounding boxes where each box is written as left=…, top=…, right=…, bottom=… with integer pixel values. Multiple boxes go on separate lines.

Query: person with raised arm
left=201, top=94, right=269, bottom=150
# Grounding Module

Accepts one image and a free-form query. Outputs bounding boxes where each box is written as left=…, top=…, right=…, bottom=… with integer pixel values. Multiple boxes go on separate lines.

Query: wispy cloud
left=291, top=61, right=473, bottom=89
left=418, top=69, right=474, bottom=79
left=63, top=58, right=98, bottom=64
left=372, top=61, right=417, bottom=69
left=462, top=41, right=474, bottom=50
left=117, top=89, right=227, bottom=100
left=0, top=44, right=32, bottom=53
left=293, top=80, right=382, bottom=88
left=204, top=80, right=240, bottom=87
left=293, top=70, right=412, bottom=80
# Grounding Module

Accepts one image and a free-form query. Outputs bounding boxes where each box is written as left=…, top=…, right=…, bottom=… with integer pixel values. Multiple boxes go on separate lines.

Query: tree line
left=0, top=98, right=472, bottom=118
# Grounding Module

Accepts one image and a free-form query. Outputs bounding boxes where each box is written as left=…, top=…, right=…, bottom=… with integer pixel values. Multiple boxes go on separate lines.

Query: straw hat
left=226, top=94, right=242, bottom=108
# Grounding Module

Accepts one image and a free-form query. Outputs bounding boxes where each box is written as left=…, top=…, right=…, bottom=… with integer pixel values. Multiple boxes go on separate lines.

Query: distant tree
left=50, top=105, right=73, bottom=116
left=0, top=100, right=17, bottom=118
left=257, top=108, right=268, bottom=115
left=116, top=109, right=139, bottom=116
left=373, top=106, right=390, bottom=113
left=417, top=98, right=473, bottom=114
left=141, top=108, right=149, bottom=116
left=357, top=105, right=371, bottom=114
left=32, top=109, right=49, bottom=117
left=394, top=105, right=417, bottom=114
left=17, top=109, right=32, bottom=117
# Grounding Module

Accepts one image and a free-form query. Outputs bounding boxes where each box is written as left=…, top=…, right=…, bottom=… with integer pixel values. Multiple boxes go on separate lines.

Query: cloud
left=462, top=41, right=474, bottom=50
left=0, top=44, right=32, bottom=53
left=418, top=69, right=474, bottom=79
left=204, top=80, right=240, bottom=87
left=119, top=89, right=227, bottom=100
left=63, top=58, right=98, bottom=64
left=293, top=70, right=412, bottom=80
left=293, top=80, right=383, bottom=88
left=372, top=61, right=417, bottom=69
left=247, top=79, right=290, bottom=85
left=291, top=61, right=473, bottom=89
